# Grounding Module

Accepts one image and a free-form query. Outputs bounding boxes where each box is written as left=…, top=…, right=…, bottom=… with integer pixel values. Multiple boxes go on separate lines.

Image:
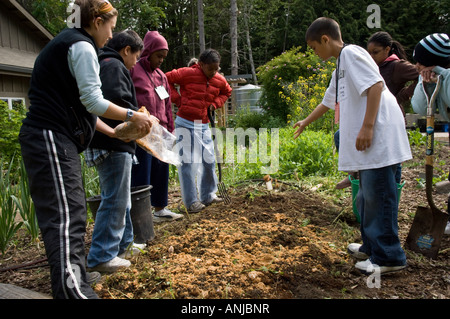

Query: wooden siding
left=0, top=0, right=52, bottom=106
left=0, top=3, right=45, bottom=53
left=0, top=73, right=30, bottom=105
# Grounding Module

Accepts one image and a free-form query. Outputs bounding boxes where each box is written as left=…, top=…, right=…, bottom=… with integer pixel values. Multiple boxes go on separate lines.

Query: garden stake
left=208, top=108, right=231, bottom=205
left=405, top=75, right=448, bottom=259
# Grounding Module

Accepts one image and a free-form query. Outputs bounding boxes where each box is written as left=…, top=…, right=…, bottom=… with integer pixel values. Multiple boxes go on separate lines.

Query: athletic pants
left=19, top=124, right=98, bottom=299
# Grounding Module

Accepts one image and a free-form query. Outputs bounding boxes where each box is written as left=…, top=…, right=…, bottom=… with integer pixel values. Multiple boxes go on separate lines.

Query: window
left=1, top=97, right=26, bottom=112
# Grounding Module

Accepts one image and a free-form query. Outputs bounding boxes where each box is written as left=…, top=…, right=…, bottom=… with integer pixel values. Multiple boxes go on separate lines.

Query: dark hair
left=106, top=30, right=143, bottom=53
left=305, top=17, right=341, bottom=43
left=199, top=49, right=221, bottom=64
left=74, top=0, right=118, bottom=29
left=368, top=31, right=407, bottom=60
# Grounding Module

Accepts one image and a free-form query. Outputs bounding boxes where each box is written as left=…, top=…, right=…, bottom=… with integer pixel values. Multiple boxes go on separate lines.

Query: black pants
left=131, top=146, right=169, bottom=207
left=19, top=125, right=98, bottom=299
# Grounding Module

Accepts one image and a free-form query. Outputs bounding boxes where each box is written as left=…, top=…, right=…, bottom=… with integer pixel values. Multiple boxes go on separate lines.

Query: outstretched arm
left=293, top=103, right=329, bottom=139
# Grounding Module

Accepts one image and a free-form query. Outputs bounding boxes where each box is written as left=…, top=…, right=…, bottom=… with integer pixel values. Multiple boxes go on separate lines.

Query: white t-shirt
left=322, top=45, right=412, bottom=172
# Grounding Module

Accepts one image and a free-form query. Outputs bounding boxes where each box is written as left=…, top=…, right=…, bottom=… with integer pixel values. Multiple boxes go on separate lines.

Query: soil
left=0, top=142, right=449, bottom=300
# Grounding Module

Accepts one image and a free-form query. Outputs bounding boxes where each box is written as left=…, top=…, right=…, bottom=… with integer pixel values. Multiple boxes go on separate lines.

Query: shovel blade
left=405, top=206, right=448, bottom=259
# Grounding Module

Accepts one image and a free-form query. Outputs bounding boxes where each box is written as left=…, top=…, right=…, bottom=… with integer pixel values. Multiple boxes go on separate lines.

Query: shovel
left=207, top=108, right=231, bottom=204
left=405, top=75, right=448, bottom=259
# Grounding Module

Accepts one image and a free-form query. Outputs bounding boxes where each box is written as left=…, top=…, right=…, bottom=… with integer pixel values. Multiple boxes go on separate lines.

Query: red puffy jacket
left=166, top=64, right=232, bottom=123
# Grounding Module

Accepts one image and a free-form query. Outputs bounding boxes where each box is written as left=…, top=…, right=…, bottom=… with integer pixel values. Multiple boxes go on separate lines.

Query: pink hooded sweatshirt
left=130, top=31, right=174, bottom=132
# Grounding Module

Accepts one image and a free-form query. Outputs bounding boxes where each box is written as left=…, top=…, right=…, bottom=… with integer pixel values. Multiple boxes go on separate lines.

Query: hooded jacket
left=166, top=64, right=232, bottom=123
left=412, top=65, right=450, bottom=123
left=130, top=31, right=174, bottom=132
left=378, top=54, right=419, bottom=113
left=88, top=46, right=138, bottom=154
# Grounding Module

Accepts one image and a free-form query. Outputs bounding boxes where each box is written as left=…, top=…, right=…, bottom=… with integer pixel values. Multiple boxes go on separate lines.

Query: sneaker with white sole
left=153, top=208, right=184, bottom=222
left=347, top=243, right=369, bottom=260
left=203, top=195, right=224, bottom=206
left=187, top=201, right=205, bottom=213
left=90, top=256, right=131, bottom=273
left=355, top=258, right=407, bottom=275
left=119, top=243, right=146, bottom=258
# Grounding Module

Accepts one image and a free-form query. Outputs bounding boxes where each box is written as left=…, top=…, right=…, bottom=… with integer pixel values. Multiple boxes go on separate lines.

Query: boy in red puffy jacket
left=166, top=49, right=232, bottom=213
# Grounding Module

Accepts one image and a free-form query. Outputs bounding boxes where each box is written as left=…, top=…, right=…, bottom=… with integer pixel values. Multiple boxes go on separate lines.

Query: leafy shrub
left=256, top=47, right=327, bottom=122
left=0, top=100, right=25, bottom=171
left=279, top=59, right=336, bottom=132
left=228, top=106, right=286, bottom=130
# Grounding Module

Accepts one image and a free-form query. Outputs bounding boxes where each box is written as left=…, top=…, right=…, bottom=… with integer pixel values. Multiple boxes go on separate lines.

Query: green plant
left=0, top=100, right=26, bottom=171
left=256, top=47, right=328, bottom=121
left=0, top=157, right=23, bottom=255
left=278, top=58, right=336, bottom=132
left=81, top=153, right=100, bottom=198
left=408, top=128, right=426, bottom=146
left=229, top=106, right=287, bottom=130
left=11, top=158, right=40, bottom=245
left=222, top=127, right=338, bottom=184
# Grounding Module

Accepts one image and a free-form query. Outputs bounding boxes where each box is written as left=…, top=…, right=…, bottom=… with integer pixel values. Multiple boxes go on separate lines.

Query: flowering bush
left=257, top=46, right=335, bottom=128
left=279, top=58, right=336, bottom=131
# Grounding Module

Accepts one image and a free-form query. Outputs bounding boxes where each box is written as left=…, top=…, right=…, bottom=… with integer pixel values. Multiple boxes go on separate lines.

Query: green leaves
left=0, top=157, right=23, bottom=255
left=222, top=127, right=338, bottom=183
left=0, top=101, right=25, bottom=168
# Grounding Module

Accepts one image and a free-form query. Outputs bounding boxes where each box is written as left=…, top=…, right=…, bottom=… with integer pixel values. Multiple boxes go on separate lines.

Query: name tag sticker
left=155, top=86, right=169, bottom=100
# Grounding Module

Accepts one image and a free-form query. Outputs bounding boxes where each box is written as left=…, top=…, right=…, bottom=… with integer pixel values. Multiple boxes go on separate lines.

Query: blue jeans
left=87, top=151, right=134, bottom=267
left=175, top=124, right=218, bottom=207
left=356, top=164, right=406, bottom=266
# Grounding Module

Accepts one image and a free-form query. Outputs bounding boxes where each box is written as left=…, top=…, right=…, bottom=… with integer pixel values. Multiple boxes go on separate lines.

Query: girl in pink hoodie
left=130, top=31, right=183, bottom=222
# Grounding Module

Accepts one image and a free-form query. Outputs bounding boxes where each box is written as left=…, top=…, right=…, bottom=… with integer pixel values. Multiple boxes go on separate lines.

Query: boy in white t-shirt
left=294, top=17, right=412, bottom=275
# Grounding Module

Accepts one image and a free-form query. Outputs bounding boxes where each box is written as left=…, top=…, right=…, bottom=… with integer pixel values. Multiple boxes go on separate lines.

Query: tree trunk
left=197, top=0, right=205, bottom=53
left=230, top=0, right=238, bottom=76
left=243, top=4, right=257, bottom=85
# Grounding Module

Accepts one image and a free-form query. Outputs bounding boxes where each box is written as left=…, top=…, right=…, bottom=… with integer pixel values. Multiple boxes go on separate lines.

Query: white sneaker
left=154, top=208, right=184, bottom=222
left=355, top=259, right=407, bottom=275
left=347, top=243, right=369, bottom=260
left=445, top=221, right=450, bottom=235
left=90, top=257, right=131, bottom=273
left=118, top=243, right=146, bottom=258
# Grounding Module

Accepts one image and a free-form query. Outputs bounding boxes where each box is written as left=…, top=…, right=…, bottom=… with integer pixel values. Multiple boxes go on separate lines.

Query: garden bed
left=0, top=143, right=449, bottom=299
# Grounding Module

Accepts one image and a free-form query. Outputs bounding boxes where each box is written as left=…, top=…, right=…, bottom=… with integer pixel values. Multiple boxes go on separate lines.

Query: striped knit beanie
left=413, top=33, right=450, bottom=67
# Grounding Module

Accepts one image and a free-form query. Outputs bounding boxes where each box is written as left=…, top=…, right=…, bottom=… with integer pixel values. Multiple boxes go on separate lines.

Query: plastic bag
left=114, top=107, right=180, bottom=165
left=136, top=123, right=181, bottom=166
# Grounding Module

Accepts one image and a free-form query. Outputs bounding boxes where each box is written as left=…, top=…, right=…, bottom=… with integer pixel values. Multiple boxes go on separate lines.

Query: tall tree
left=243, top=0, right=257, bottom=84
left=197, top=0, right=206, bottom=53
left=230, top=0, right=239, bottom=75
